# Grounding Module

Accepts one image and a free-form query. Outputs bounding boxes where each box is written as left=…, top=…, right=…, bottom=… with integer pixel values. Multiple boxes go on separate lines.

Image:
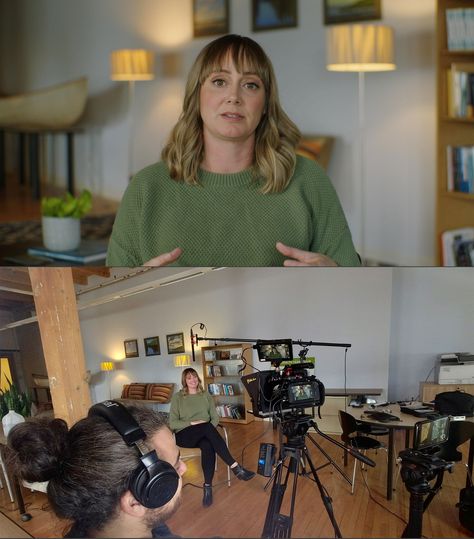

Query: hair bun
left=7, top=418, right=69, bottom=482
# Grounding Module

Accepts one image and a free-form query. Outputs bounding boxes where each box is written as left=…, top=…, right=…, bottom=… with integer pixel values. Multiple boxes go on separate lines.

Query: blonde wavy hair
left=162, top=34, right=301, bottom=194
left=181, top=367, right=204, bottom=395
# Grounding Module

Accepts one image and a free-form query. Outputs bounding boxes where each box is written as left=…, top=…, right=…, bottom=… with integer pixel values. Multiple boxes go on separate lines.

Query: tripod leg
left=306, top=433, right=353, bottom=486
left=262, top=454, right=292, bottom=538
left=304, top=447, right=343, bottom=539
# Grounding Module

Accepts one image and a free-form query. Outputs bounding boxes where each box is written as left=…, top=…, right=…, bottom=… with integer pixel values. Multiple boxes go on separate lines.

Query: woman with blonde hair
left=107, top=34, right=359, bottom=267
left=169, top=367, right=254, bottom=507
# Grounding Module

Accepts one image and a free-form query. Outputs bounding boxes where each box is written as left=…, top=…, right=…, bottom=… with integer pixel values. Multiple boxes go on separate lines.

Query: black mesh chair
left=339, top=409, right=386, bottom=493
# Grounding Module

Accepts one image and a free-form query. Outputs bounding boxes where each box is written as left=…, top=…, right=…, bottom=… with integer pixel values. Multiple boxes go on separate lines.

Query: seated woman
left=169, top=367, right=255, bottom=507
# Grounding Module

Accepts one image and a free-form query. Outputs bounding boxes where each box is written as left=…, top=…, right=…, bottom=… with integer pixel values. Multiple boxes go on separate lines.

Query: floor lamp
left=326, top=24, right=396, bottom=262
left=100, top=360, right=115, bottom=400
left=110, top=49, right=155, bottom=181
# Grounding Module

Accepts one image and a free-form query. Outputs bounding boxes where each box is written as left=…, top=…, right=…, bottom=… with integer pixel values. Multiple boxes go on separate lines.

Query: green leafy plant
left=41, top=189, right=92, bottom=218
left=0, top=374, right=32, bottom=419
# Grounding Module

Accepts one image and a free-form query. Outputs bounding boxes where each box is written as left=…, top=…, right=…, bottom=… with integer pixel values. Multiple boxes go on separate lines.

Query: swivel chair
left=339, top=409, right=386, bottom=493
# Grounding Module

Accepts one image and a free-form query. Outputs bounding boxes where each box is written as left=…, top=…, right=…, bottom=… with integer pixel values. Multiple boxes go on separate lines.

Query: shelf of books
left=201, top=343, right=254, bottom=425
left=437, top=0, right=474, bottom=265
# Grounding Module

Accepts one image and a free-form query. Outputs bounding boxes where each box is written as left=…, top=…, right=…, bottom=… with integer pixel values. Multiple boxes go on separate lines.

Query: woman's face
left=199, top=54, right=266, bottom=147
left=185, top=372, right=199, bottom=390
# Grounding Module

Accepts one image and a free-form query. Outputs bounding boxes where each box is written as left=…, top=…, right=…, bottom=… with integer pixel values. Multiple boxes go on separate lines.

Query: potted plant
left=0, top=377, right=32, bottom=436
left=41, top=189, right=92, bottom=252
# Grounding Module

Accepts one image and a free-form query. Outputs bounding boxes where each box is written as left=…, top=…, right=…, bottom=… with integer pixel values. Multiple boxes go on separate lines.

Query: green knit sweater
left=169, top=390, right=219, bottom=433
left=106, top=156, right=360, bottom=266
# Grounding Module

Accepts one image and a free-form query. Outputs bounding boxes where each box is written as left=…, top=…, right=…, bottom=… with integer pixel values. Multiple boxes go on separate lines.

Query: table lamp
left=326, top=24, right=396, bottom=262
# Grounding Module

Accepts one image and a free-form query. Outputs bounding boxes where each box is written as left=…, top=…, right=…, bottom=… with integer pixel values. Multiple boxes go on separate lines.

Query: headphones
left=88, top=400, right=180, bottom=509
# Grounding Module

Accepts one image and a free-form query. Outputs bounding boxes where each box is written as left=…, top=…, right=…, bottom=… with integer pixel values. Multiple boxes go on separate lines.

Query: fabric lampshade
left=326, top=24, right=396, bottom=72
left=174, top=354, right=191, bottom=367
left=100, top=361, right=115, bottom=372
left=110, top=49, right=155, bottom=81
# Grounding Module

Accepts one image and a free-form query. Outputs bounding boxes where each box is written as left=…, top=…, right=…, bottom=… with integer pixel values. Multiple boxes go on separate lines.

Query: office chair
left=176, top=424, right=231, bottom=487
left=339, top=410, right=386, bottom=494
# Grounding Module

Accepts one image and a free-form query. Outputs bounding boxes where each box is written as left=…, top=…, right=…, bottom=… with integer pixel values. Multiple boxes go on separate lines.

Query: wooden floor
left=0, top=174, right=119, bottom=223
left=0, top=420, right=472, bottom=538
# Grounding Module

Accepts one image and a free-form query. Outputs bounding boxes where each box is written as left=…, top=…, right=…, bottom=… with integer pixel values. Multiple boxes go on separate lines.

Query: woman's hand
left=144, top=247, right=183, bottom=266
left=190, top=420, right=207, bottom=425
left=276, top=242, right=337, bottom=267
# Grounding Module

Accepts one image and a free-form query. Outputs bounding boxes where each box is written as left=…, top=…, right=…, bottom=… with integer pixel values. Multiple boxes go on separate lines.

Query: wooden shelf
left=436, top=0, right=474, bottom=263
left=202, top=343, right=254, bottom=425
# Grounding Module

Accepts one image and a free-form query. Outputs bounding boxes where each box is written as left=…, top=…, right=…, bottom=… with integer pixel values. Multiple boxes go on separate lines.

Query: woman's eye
left=212, top=79, right=226, bottom=87
left=244, top=82, right=259, bottom=90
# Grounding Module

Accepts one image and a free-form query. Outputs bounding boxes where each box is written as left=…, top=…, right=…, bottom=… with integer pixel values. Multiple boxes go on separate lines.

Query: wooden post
left=28, top=268, right=91, bottom=425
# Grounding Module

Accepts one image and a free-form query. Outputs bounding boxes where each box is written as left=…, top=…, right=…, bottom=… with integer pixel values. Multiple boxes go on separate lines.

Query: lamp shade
left=100, top=361, right=115, bottom=372
left=110, top=49, right=155, bottom=81
left=174, top=354, right=191, bottom=368
left=326, top=24, right=396, bottom=72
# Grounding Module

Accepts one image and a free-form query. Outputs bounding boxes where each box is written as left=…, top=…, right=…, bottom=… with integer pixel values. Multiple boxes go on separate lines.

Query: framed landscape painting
left=323, top=0, right=381, bottom=25
left=124, top=339, right=139, bottom=358
left=144, top=336, right=161, bottom=356
left=193, top=0, right=229, bottom=37
left=166, top=332, right=185, bottom=354
left=252, top=0, right=298, bottom=32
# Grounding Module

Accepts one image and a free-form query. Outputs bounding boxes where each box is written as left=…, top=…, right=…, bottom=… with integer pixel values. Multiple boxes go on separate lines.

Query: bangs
left=199, top=38, right=271, bottom=88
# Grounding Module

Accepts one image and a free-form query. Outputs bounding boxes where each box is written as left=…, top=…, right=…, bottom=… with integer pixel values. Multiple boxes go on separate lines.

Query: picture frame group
left=123, top=331, right=185, bottom=358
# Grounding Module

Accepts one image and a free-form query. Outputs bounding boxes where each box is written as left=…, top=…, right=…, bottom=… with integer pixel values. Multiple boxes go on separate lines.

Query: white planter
left=42, top=216, right=81, bottom=252
left=2, top=409, right=25, bottom=437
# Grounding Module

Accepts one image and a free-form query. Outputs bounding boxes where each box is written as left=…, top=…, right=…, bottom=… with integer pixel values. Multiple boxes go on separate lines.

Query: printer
left=437, top=353, right=474, bottom=384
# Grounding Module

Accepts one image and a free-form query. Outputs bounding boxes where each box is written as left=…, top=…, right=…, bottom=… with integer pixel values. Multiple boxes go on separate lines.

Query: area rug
left=0, top=214, right=116, bottom=245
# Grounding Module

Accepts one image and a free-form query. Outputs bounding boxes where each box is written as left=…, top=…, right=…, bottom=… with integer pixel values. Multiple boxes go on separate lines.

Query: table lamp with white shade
left=100, top=360, right=115, bottom=399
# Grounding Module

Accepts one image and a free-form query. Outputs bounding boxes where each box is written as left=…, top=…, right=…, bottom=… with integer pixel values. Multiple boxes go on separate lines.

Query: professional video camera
left=241, top=339, right=325, bottom=418
left=399, top=416, right=453, bottom=538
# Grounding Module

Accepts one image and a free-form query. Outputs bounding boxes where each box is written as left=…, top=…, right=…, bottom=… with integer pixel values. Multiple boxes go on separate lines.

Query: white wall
left=78, top=268, right=393, bottom=405
left=1, top=0, right=436, bottom=265
left=388, top=268, right=474, bottom=402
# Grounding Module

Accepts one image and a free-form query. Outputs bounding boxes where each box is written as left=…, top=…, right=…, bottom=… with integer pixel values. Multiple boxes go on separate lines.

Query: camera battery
left=257, top=443, right=276, bottom=476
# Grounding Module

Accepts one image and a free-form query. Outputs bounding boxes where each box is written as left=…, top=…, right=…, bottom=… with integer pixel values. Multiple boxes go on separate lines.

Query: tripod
left=399, top=450, right=453, bottom=538
left=262, top=412, right=375, bottom=539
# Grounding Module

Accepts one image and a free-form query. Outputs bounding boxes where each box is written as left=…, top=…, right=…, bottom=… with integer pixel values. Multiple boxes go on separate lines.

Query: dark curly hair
left=7, top=404, right=168, bottom=537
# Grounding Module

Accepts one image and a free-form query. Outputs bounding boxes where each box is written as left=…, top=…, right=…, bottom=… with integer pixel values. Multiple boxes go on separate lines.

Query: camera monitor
left=255, top=339, right=293, bottom=362
left=413, top=416, right=450, bottom=451
left=287, top=382, right=317, bottom=406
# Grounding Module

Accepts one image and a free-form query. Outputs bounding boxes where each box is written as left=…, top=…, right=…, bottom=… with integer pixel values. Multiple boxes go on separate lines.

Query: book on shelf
left=441, top=227, right=474, bottom=266
left=27, top=239, right=108, bottom=264
left=446, top=145, right=474, bottom=194
left=446, top=64, right=474, bottom=118
left=446, top=8, right=474, bottom=51
left=216, top=404, right=243, bottom=419
left=204, top=350, right=216, bottom=361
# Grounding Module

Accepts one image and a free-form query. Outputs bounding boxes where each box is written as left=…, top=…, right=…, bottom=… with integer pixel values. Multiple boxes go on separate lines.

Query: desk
left=0, top=512, right=32, bottom=538
left=348, top=404, right=474, bottom=501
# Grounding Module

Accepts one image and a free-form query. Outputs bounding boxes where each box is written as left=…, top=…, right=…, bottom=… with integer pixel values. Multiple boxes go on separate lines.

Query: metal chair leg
left=0, top=453, right=15, bottom=503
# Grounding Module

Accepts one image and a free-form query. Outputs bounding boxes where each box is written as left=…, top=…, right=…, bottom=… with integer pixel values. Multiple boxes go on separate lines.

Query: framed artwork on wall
left=124, top=339, right=139, bottom=358
left=166, top=332, right=185, bottom=354
left=144, top=336, right=161, bottom=356
left=193, top=0, right=229, bottom=38
left=252, top=0, right=298, bottom=32
left=323, top=0, right=381, bottom=25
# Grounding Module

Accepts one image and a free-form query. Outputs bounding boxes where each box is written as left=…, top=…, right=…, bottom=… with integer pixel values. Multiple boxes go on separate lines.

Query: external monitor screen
left=288, top=383, right=314, bottom=404
left=413, top=416, right=450, bottom=451
left=256, top=339, right=293, bottom=362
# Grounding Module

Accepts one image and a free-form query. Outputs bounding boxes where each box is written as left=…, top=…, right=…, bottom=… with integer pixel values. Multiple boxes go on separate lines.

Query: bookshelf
left=436, top=0, right=474, bottom=264
left=201, top=343, right=254, bottom=425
